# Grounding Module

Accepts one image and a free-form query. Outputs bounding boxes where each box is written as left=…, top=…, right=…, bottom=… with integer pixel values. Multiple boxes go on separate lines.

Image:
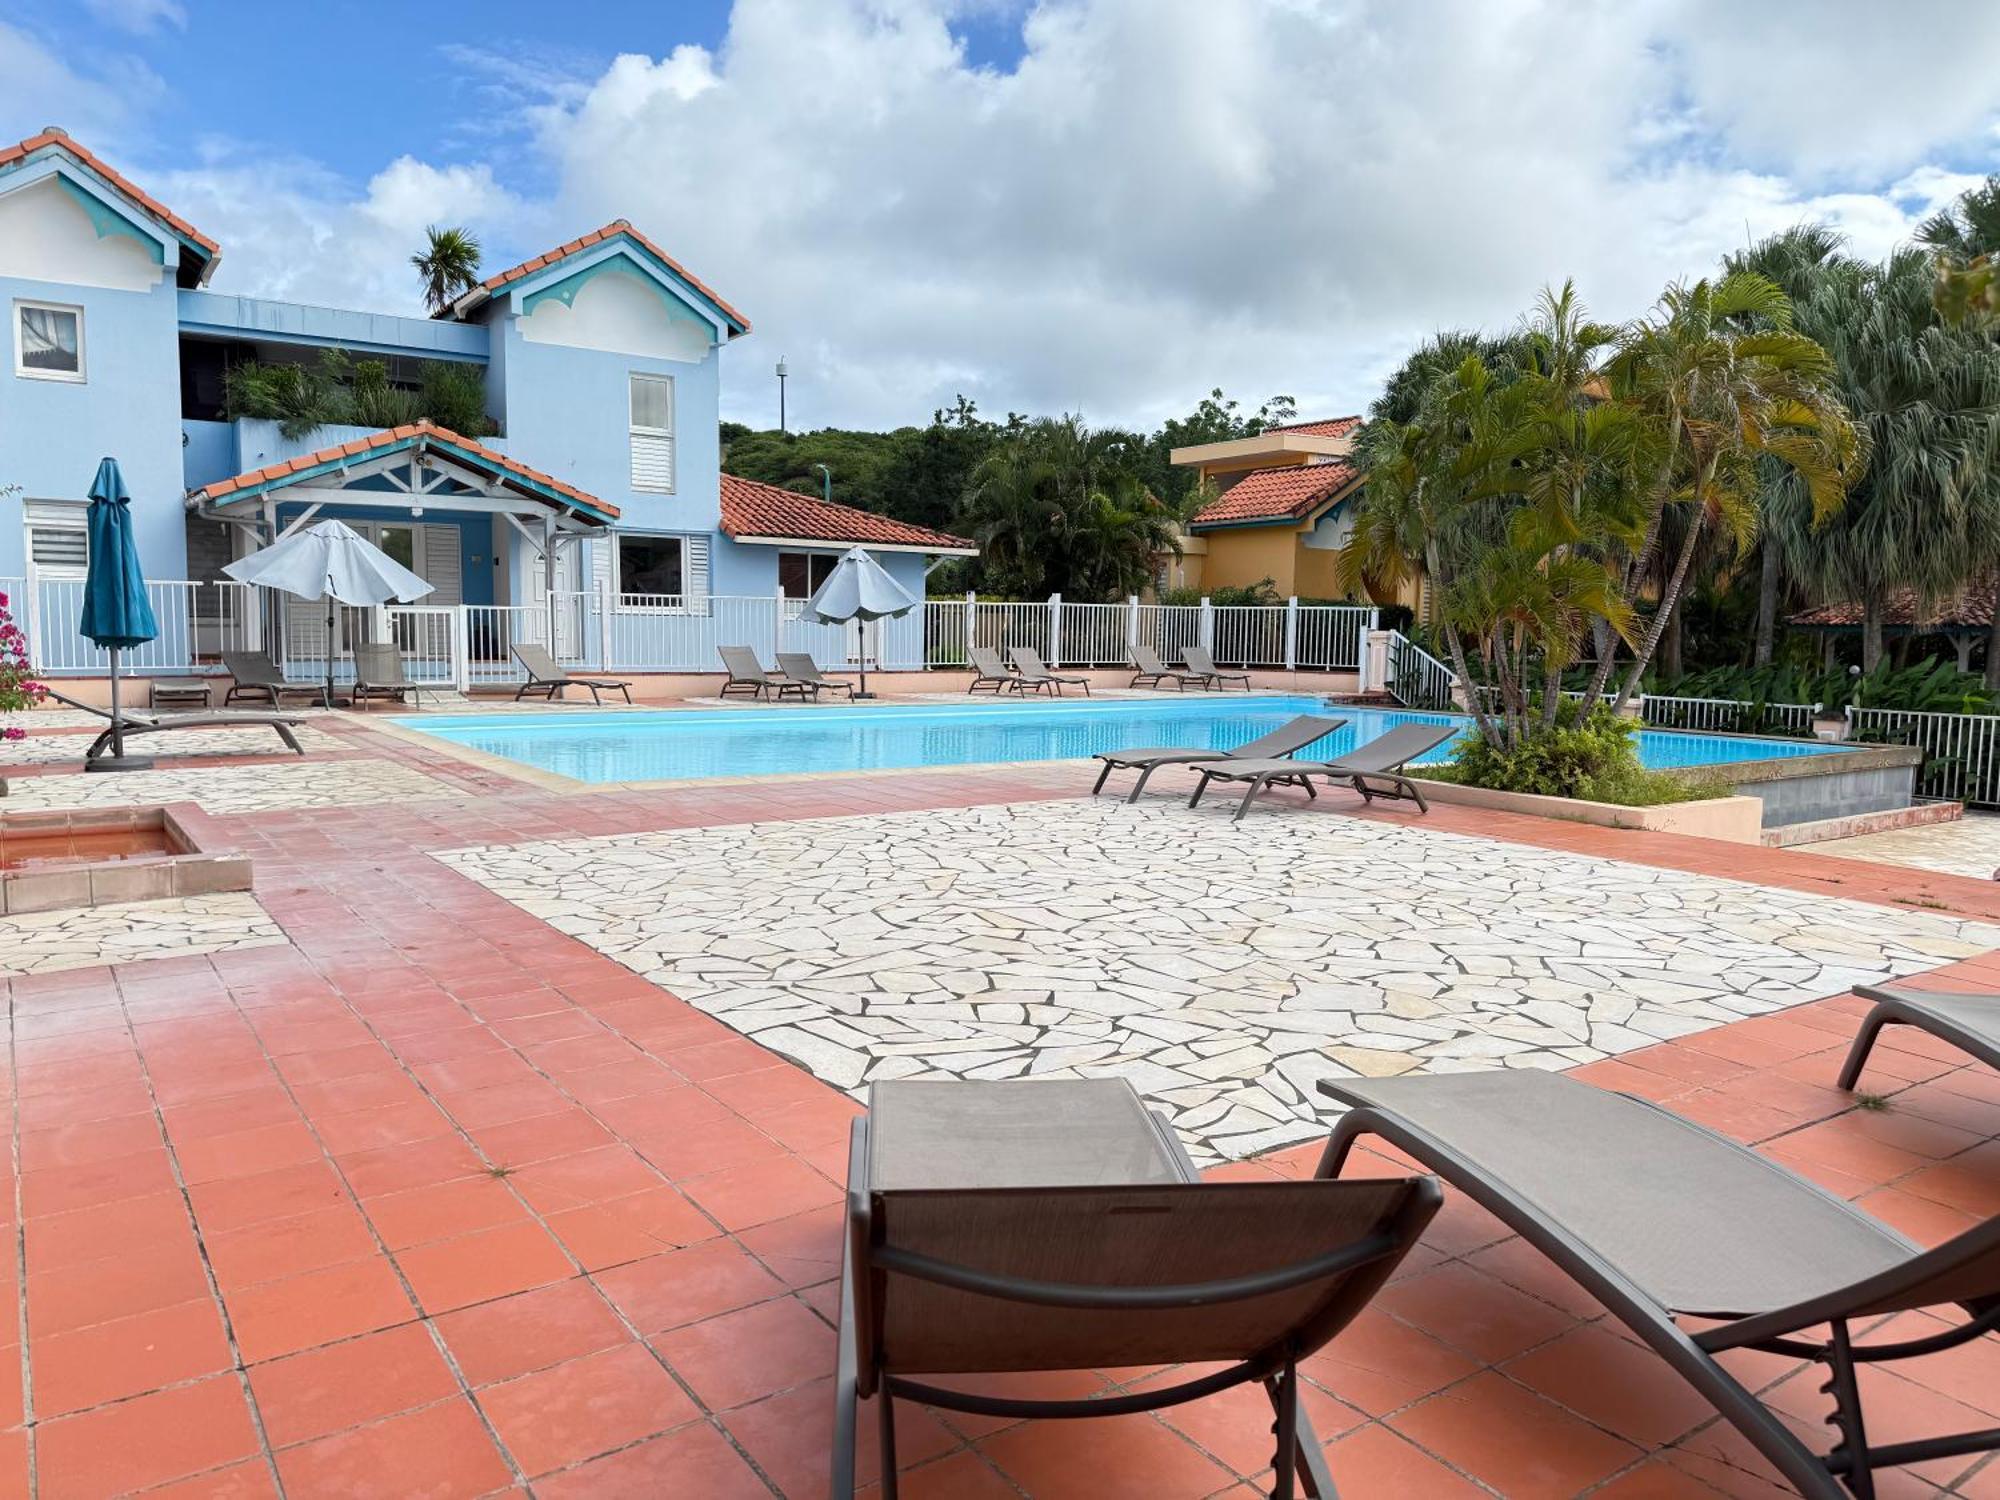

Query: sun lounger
left=1188, top=721, right=1457, bottom=821
left=221, top=650, right=323, bottom=708
left=43, top=687, right=305, bottom=760
left=351, top=642, right=424, bottom=710
left=1316, top=1070, right=2000, bottom=1500
left=1839, top=983, right=2000, bottom=1088
left=834, top=1079, right=1439, bottom=1500
left=1129, top=643, right=1206, bottom=691
left=1093, top=714, right=1348, bottom=802
left=511, top=643, right=634, bottom=705
left=775, top=652, right=854, bottom=700
left=1007, top=645, right=1090, bottom=697
left=718, top=645, right=807, bottom=701
left=1182, top=645, right=1251, bottom=691
left=966, top=645, right=1019, bottom=694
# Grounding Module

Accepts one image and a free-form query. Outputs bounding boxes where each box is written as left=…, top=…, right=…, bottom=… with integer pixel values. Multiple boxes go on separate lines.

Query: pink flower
left=0, top=727, right=21, bottom=741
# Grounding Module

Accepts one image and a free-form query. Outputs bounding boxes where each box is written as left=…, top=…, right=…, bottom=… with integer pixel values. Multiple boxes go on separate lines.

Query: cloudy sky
left=8, top=0, right=2000, bottom=432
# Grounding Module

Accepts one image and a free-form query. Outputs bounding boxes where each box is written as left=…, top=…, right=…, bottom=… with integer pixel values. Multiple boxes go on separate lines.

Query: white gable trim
left=0, top=154, right=187, bottom=280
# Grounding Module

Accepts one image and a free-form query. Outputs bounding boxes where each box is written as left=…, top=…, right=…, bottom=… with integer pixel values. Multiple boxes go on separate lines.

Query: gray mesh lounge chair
left=718, top=645, right=806, bottom=701
left=775, top=652, right=854, bottom=700
left=43, top=687, right=304, bottom=760
left=512, top=643, right=634, bottom=705
left=1182, top=645, right=1251, bottom=691
left=835, top=1079, right=1440, bottom=1500
left=1317, top=1070, right=2000, bottom=1500
left=1839, top=983, right=2000, bottom=1088
left=351, top=642, right=423, bottom=710
left=221, top=650, right=323, bottom=708
left=1093, top=714, right=1348, bottom=803
left=1130, top=643, right=1205, bottom=691
left=966, top=645, right=1018, bottom=695
left=1189, top=721, right=1457, bottom=821
left=1007, top=645, right=1090, bottom=697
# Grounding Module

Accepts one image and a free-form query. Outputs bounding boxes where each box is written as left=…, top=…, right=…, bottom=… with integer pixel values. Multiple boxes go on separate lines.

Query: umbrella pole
left=87, top=645, right=153, bottom=773
left=324, top=596, right=335, bottom=710
left=854, top=619, right=874, bottom=701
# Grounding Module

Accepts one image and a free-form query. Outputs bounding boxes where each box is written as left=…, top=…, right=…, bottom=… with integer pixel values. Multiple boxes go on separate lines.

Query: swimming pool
left=397, top=695, right=1851, bottom=785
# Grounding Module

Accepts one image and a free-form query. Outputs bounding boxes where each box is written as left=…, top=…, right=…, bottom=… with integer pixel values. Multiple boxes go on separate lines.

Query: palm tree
left=1792, top=249, right=2000, bottom=676
left=412, top=226, right=483, bottom=315
left=1591, top=273, right=1859, bottom=710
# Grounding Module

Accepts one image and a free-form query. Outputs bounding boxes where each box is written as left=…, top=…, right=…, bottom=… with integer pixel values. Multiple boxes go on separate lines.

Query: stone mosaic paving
left=0, top=891, right=284, bottom=975
left=1816, top=813, right=2000, bottom=882
left=0, top=758, right=464, bottom=816
left=0, top=724, right=345, bottom=765
left=440, top=798, right=2000, bottom=1162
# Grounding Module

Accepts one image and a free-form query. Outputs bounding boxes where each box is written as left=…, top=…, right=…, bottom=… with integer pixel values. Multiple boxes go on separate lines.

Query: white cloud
left=41, top=0, right=2000, bottom=430
left=80, top=0, right=186, bottom=37
left=0, top=20, right=161, bottom=144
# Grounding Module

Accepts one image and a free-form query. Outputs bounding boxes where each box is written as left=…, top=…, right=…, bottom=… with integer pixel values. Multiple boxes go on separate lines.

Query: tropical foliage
left=1657, top=659, right=1999, bottom=717
left=412, top=225, right=483, bottom=315
left=0, top=589, right=43, bottom=741
left=1417, top=702, right=1721, bottom=806
left=223, top=349, right=495, bottom=441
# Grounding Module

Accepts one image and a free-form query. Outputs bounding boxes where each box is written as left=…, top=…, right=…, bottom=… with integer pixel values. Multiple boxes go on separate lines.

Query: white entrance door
left=522, top=535, right=585, bottom=659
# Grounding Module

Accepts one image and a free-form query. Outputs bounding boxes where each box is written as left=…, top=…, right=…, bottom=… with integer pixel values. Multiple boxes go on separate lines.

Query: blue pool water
left=397, top=695, right=1852, bottom=784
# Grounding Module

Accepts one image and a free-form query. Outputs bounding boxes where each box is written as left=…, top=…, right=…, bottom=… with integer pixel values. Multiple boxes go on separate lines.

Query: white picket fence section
left=3, top=572, right=1378, bottom=688
left=1847, top=705, right=2000, bottom=808
left=1383, top=630, right=1458, bottom=710
left=1642, top=694, right=1821, bottom=736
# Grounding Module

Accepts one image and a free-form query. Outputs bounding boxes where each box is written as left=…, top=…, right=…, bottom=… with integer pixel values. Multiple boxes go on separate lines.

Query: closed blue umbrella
left=80, top=457, right=159, bottom=771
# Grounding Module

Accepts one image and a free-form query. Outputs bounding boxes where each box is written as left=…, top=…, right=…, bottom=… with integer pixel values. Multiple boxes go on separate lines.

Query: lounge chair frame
left=1129, top=643, right=1205, bottom=691
left=1092, top=715, right=1349, bottom=803
left=1839, top=984, right=2000, bottom=1089
left=1006, top=645, right=1091, bottom=697
left=43, top=688, right=304, bottom=759
left=1182, top=646, right=1252, bottom=692
left=717, top=645, right=807, bottom=702
left=511, top=643, right=634, bottom=705
left=775, top=651, right=854, bottom=700
left=966, top=646, right=1018, bottom=695
left=1188, top=722, right=1454, bottom=821
left=220, top=650, right=324, bottom=709
left=350, top=641, right=425, bottom=710
left=835, top=1082, right=1440, bottom=1500
left=1317, top=1075, right=2000, bottom=1500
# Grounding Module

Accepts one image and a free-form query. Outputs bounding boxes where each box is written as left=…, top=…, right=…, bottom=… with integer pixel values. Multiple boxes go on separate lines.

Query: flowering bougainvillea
left=0, top=591, right=46, bottom=741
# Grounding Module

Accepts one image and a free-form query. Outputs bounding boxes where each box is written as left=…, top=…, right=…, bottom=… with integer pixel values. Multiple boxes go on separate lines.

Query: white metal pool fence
left=1641, top=694, right=1822, bottom=737
left=1847, top=705, right=2000, bottom=807
left=2, top=573, right=1378, bottom=688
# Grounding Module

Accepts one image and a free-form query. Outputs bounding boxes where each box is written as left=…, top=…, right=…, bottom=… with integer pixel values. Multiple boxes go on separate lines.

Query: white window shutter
left=685, top=534, right=709, bottom=612
left=629, top=373, right=675, bottom=493
left=630, top=432, right=674, bottom=492
left=591, top=536, right=613, bottom=593
left=422, top=525, right=462, bottom=607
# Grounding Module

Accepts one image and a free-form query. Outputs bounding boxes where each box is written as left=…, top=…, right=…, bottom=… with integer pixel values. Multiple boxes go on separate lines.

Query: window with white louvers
left=629, top=374, right=675, bottom=493
left=25, top=500, right=87, bottom=572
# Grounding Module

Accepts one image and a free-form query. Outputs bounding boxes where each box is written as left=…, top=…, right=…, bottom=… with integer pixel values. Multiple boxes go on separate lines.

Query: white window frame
left=614, top=531, right=689, bottom=612
left=24, top=499, right=89, bottom=574
left=629, top=373, right=675, bottom=494
left=14, top=300, right=85, bottom=383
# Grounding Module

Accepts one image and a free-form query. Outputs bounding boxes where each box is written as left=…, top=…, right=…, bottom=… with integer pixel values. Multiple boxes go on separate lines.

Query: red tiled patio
left=2, top=720, right=1997, bottom=1498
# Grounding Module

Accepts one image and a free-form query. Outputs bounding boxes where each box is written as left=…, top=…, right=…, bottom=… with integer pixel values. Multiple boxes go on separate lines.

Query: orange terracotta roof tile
left=188, top=421, right=618, bottom=521
left=720, top=474, right=974, bottom=551
left=442, top=220, right=749, bottom=334
left=1190, top=461, right=1361, bottom=530
left=1263, top=416, right=1363, bottom=439
left=0, top=128, right=218, bottom=275
left=1791, top=581, right=1997, bottom=630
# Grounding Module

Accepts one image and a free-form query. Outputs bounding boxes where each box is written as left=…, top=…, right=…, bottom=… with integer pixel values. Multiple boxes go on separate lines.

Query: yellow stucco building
left=1159, top=417, right=1424, bottom=613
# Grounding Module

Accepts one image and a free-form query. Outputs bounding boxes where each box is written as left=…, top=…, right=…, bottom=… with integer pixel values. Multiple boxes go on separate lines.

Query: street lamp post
left=776, top=356, right=788, bottom=434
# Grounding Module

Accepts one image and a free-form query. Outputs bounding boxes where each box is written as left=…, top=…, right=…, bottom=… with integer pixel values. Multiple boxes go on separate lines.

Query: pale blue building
left=0, top=127, right=973, bottom=680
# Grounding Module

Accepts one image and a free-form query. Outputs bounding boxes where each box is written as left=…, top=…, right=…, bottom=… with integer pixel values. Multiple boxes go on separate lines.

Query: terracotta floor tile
left=32, top=1296, right=232, bottom=1416
left=20, top=1146, right=175, bottom=1218
left=26, top=1191, right=187, bottom=1271
left=36, top=1375, right=261, bottom=1500
left=28, top=1241, right=210, bottom=1337
left=223, top=1256, right=416, bottom=1363
left=18, top=1110, right=163, bottom=1173
left=134, top=1457, right=281, bottom=1499
left=205, top=1202, right=380, bottom=1290
left=701, top=1062, right=837, bottom=1120
left=433, top=1077, right=571, bottom=1130
left=363, top=1173, right=532, bottom=1251
left=726, top=1378, right=956, bottom=1496
left=653, top=1296, right=836, bottom=1410
left=736, top=1203, right=844, bottom=1288
left=544, top=1184, right=717, bottom=1270
left=1315, top=1422, right=1494, bottom=1499
left=596, top=1240, right=785, bottom=1334
left=534, top=1421, right=770, bottom=1500
left=1388, top=1370, right=1642, bottom=1499
left=436, top=1277, right=632, bottom=1387
left=507, top=1144, right=664, bottom=1215
left=395, top=1219, right=574, bottom=1314
left=1374, top=1260, right=1580, bottom=1364
left=311, top=1099, right=455, bottom=1156
left=1148, top=1368, right=1366, bottom=1478
left=337, top=1135, right=486, bottom=1199
left=479, top=1342, right=700, bottom=1476
left=679, top=1153, right=842, bottom=1232
left=469, top=1108, right=614, bottom=1167
left=248, top=1322, right=461, bottom=1448
left=641, top=1114, right=794, bottom=1180
left=174, top=1120, right=326, bottom=1186
left=187, top=1159, right=350, bottom=1233
left=886, top=1449, right=1023, bottom=1500
left=978, top=1410, right=1238, bottom=1500
left=273, top=1397, right=514, bottom=1500
left=1504, top=1325, right=1719, bottom=1447
left=556, top=1056, right=682, bottom=1105
left=1298, top=1305, right=1480, bottom=1418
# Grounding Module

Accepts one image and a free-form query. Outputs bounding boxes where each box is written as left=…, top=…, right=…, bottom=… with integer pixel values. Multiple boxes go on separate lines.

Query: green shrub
left=1421, top=702, right=1725, bottom=806
left=222, top=348, right=496, bottom=441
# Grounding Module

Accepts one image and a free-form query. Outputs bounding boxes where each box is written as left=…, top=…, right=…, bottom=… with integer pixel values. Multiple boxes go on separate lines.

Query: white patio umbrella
left=800, top=545, right=917, bottom=701
left=223, top=519, right=434, bottom=707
